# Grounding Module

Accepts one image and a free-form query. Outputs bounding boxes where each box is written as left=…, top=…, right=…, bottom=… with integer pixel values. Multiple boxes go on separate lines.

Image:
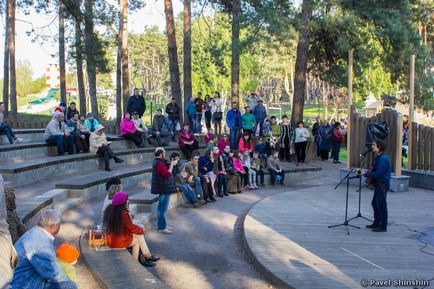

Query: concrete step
left=0, top=145, right=187, bottom=186
left=0, top=129, right=45, bottom=145
left=0, top=135, right=135, bottom=161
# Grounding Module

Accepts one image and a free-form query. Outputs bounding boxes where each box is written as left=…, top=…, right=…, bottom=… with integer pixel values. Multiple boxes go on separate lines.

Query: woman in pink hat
left=103, top=192, right=159, bottom=267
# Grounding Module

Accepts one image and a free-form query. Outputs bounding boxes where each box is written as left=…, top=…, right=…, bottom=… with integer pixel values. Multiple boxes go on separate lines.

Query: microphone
left=360, top=148, right=372, bottom=157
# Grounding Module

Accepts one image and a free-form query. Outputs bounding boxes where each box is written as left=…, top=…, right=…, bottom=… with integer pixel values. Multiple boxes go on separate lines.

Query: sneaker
left=158, top=228, right=173, bottom=234
left=166, top=226, right=173, bottom=230
left=114, top=157, right=124, bottom=163
left=14, top=137, right=23, bottom=143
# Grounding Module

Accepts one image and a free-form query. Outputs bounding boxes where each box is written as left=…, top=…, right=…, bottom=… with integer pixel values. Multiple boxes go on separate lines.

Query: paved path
left=50, top=159, right=341, bottom=289
left=244, top=185, right=434, bottom=289
left=142, top=160, right=341, bottom=289
left=56, top=195, right=105, bottom=289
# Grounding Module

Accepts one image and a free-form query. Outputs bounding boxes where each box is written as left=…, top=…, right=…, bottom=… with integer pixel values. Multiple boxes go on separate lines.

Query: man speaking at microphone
left=362, top=139, right=391, bottom=232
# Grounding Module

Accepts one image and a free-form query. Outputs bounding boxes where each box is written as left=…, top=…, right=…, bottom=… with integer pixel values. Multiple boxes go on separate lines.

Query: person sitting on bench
left=90, top=124, right=124, bottom=171
left=44, top=112, right=74, bottom=155
left=0, top=102, right=23, bottom=144
left=151, top=109, right=173, bottom=146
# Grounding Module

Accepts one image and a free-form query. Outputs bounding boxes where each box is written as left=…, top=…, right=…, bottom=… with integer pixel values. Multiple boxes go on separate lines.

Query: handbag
left=87, top=229, right=107, bottom=247
left=175, top=122, right=181, bottom=131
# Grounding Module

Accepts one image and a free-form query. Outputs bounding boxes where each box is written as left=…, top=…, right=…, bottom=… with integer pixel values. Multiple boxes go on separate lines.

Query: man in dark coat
left=126, top=88, right=146, bottom=118
left=165, top=97, right=181, bottom=141
left=363, top=139, right=391, bottom=232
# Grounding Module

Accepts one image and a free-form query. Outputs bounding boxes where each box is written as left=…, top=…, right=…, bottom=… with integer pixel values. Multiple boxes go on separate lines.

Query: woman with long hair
left=221, top=146, right=241, bottom=194
left=238, top=131, right=253, bottom=153
left=103, top=192, right=159, bottom=267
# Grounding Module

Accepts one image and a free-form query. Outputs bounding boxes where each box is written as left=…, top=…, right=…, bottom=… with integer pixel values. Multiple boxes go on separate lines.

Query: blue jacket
left=226, top=109, right=243, bottom=129
left=12, top=227, right=72, bottom=289
left=253, top=104, right=267, bottom=122
left=365, top=153, right=391, bottom=185
left=254, top=143, right=267, bottom=155
left=198, top=156, right=214, bottom=174
left=185, top=101, right=196, bottom=116
left=85, top=118, right=100, bottom=132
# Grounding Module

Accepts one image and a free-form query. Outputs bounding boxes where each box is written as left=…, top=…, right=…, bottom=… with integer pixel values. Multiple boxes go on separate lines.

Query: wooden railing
left=348, top=107, right=403, bottom=174
left=409, top=122, right=434, bottom=171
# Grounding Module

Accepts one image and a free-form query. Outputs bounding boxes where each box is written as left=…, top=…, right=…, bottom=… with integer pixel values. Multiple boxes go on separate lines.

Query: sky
left=0, top=0, right=183, bottom=79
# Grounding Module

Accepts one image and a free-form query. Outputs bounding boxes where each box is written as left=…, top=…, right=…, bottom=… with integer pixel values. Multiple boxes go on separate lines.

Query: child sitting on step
left=56, top=243, right=80, bottom=286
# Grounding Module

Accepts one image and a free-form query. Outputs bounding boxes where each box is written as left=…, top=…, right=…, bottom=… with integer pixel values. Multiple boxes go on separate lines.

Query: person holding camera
left=151, top=147, right=178, bottom=234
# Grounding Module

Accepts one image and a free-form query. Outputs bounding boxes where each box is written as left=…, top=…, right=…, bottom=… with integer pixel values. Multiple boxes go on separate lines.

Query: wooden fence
left=348, top=107, right=403, bottom=174
left=409, top=122, right=434, bottom=171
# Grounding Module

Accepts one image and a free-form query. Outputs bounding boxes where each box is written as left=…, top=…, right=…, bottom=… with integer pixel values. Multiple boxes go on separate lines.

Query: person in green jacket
left=242, top=106, right=256, bottom=136
left=56, top=243, right=80, bottom=287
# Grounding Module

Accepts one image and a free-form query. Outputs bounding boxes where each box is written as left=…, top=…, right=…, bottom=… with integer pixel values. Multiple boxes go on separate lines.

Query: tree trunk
left=291, top=0, right=312, bottom=125
left=84, top=0, right=98, bottom=116
left=9, top=0, right=17, bottom=118
left=116, top=12, right=122, bottom=130
left=164, top=0, right=182, bottom=113
left=59, top=0, right=67, bottom=104
left=75, top=18, right=86, bottom=115
left=231, top=0, right=241, bottom=104
left=183, top=0, right=192, bottom=121
left=120, top=0, right=129, bottom=110
left=3, top=0, right=10, bottom=116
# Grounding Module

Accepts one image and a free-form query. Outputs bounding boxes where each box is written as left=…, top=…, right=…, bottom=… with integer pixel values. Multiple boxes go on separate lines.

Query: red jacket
left=178, top=129, right=195, bottom=148
left=238, top=138, right=253, bottom=153
left=107, top=209, right=144, bottom=248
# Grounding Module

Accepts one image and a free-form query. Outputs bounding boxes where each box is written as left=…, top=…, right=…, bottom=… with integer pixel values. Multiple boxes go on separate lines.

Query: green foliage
left=30, top=76, right=46, bottom=94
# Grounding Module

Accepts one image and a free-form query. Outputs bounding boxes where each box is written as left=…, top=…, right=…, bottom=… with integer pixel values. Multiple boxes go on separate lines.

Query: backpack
left=333, top=127, right=342, bottom=142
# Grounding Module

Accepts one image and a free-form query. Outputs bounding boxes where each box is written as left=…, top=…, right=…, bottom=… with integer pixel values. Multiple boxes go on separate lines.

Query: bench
left=79, top=234, right=170, bottom=289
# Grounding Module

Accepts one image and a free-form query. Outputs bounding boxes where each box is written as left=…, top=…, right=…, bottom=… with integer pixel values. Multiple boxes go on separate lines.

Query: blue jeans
left=45, top=281, right=78, bottom=289
left=216, top=173, right=227, bottom=195
left=0, top=124, right=15, bottom=143
left=269, top=169, right=285, bottom=185
left=171, top=120, right=178, bottom=141
left=188, top=114, right=197, bottom=133
left=190, top=176, right=203, bottom=198
left=45, top=135, right=74, bottom=155
left=332, top=141, right=341, bottom=161
left=230, top=128, right=241, bottom=149
left=157, top=193, right=171, bottom=230
left=177, top=184, right=197, bottom=204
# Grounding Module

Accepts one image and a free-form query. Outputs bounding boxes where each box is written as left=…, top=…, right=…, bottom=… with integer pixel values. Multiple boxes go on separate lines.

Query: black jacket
left=65, top=108, right=79, bottom=121
left=165, top=102, right=181, bottom=121
left=126, top=95, right=146, bottom=117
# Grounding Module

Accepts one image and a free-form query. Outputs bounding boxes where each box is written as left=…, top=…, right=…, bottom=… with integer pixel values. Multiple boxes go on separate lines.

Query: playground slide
left=28, top=88, right=59, bottom=104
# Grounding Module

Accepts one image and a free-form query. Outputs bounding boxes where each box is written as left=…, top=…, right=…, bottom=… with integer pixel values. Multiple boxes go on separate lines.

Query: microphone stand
left=328, top=154, right=370, bottom=234
left=348, top=154, right=373, bottom=223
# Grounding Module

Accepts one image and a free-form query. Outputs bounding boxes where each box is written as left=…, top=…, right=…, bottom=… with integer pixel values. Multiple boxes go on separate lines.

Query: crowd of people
left=0, top=90, right=355, bottom=288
